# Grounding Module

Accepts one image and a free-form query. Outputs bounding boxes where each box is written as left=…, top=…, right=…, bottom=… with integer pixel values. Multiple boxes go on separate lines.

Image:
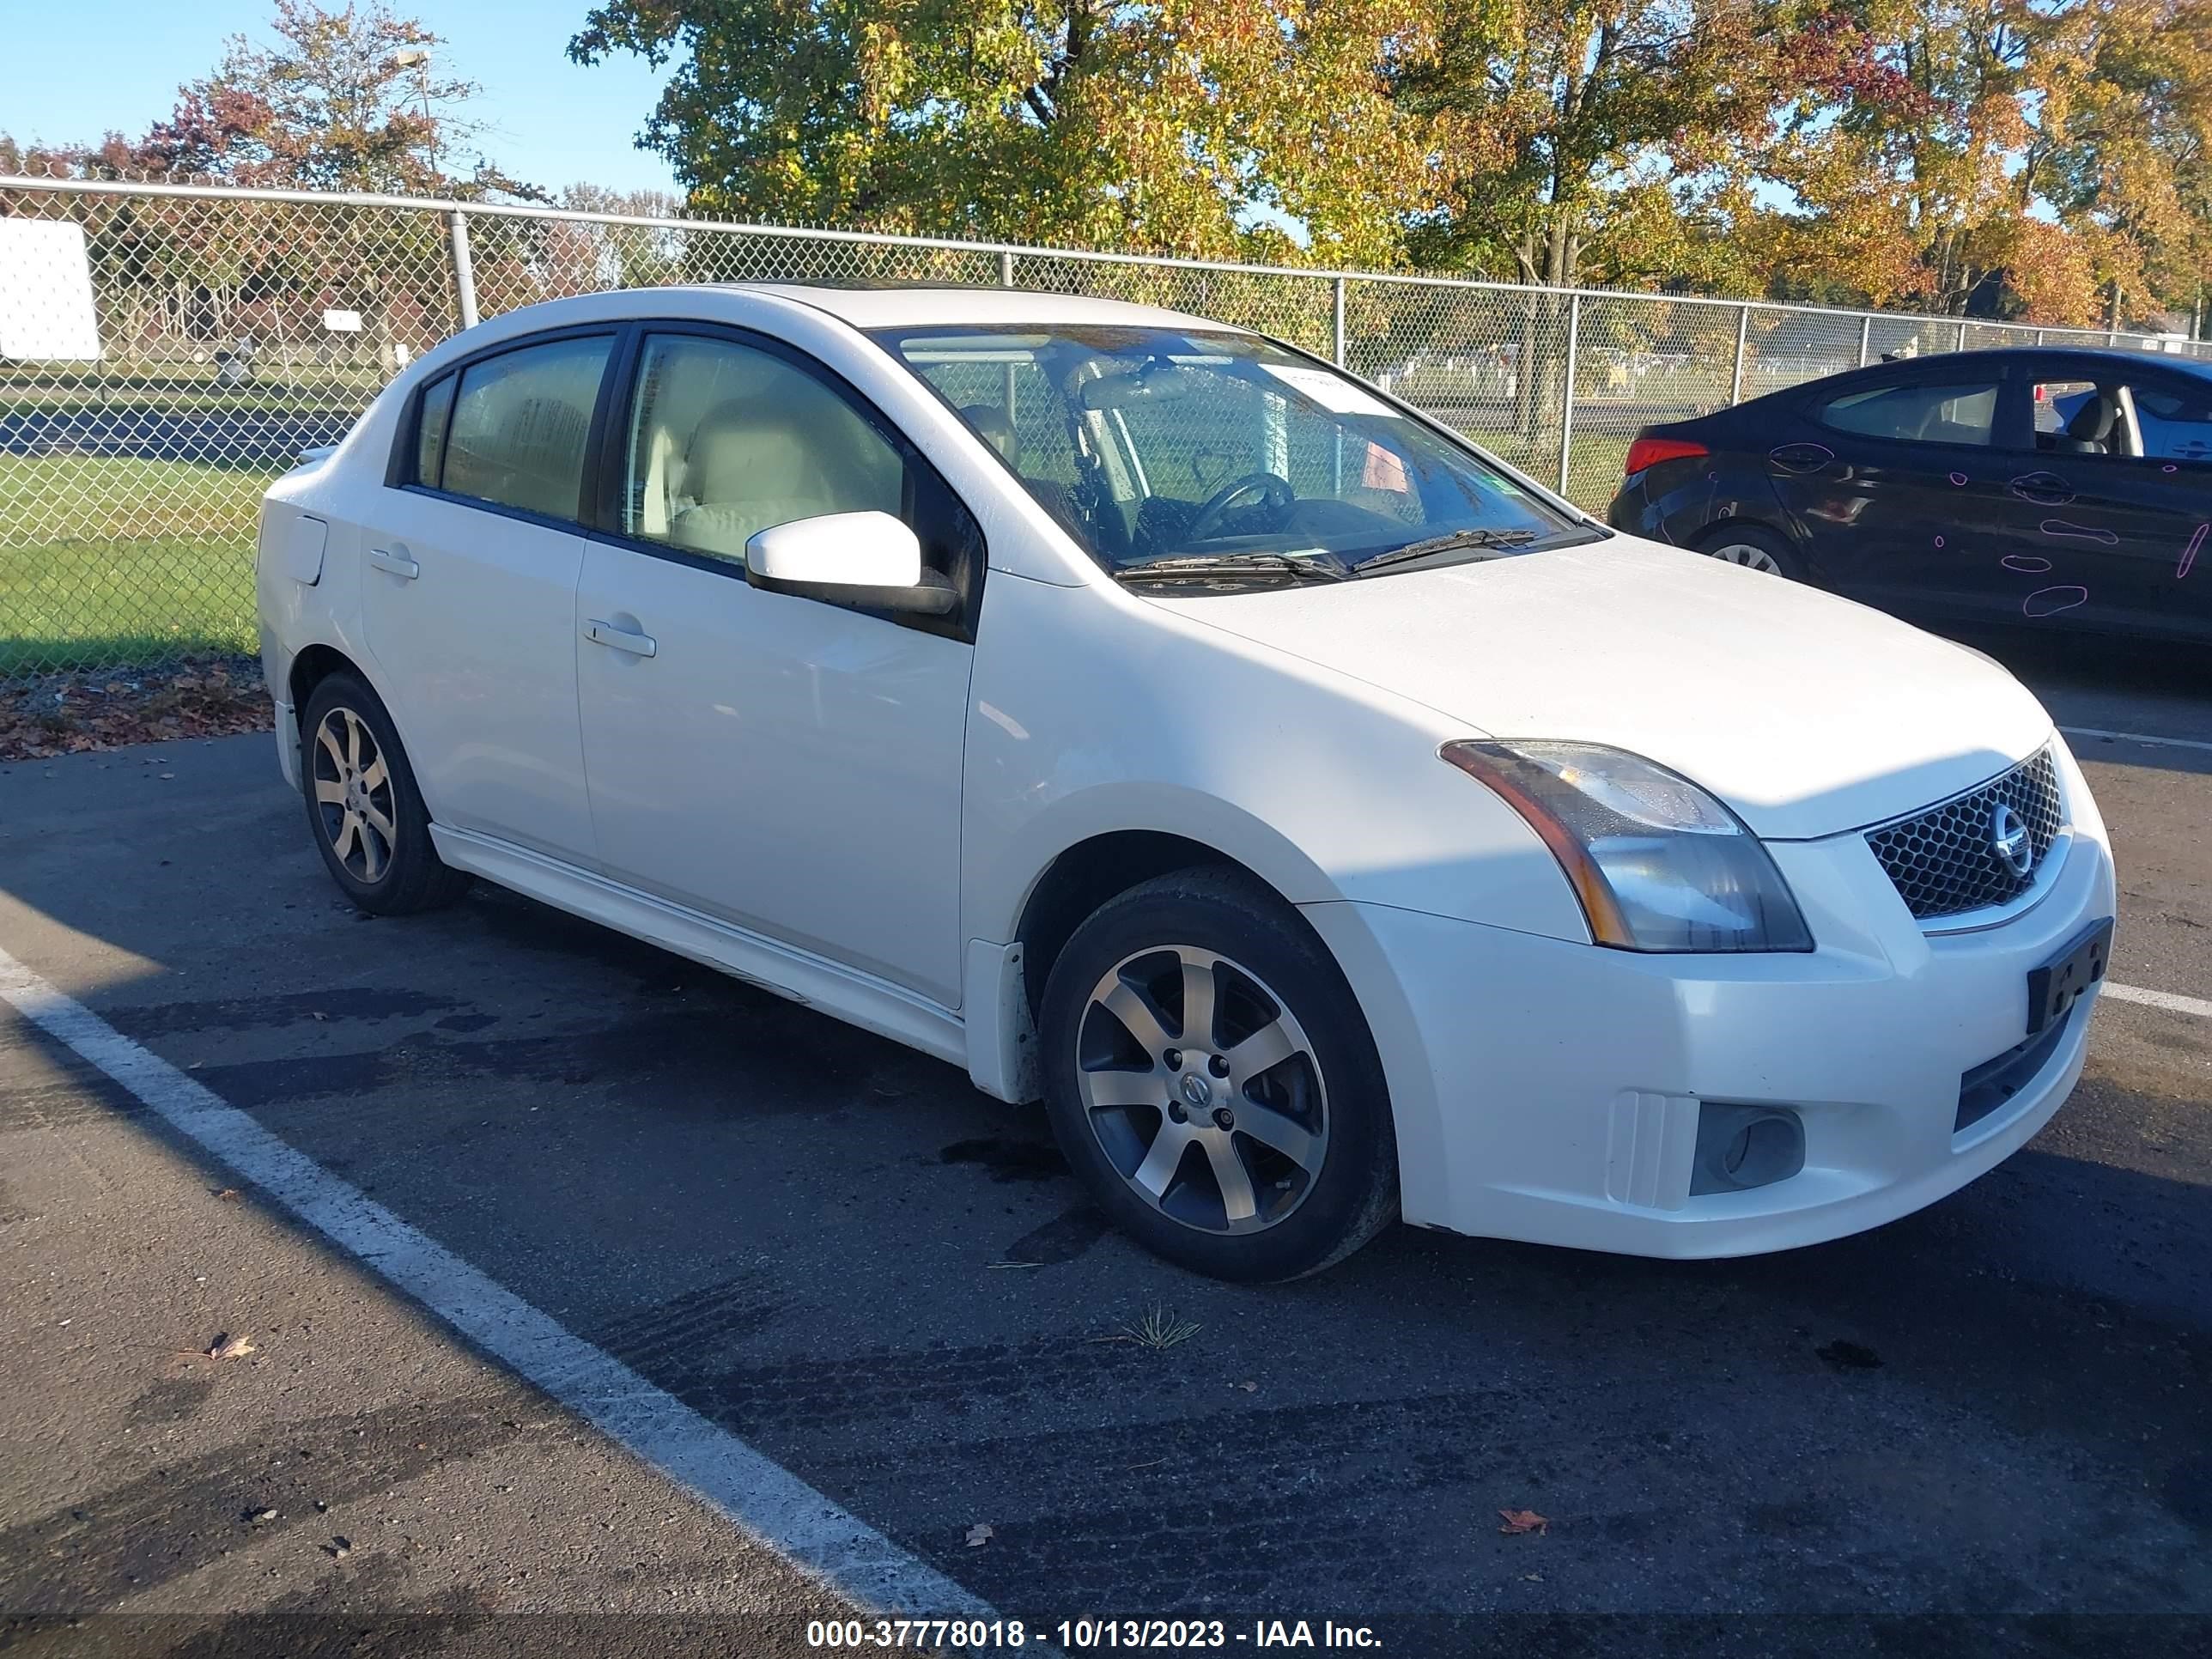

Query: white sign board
left=322, top=309, right=364, bottom=333
left=0, top=219, right=102, bottom=362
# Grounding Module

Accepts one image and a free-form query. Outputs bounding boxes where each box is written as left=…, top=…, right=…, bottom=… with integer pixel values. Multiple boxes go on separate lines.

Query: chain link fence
left=4, top=174, right=2204, bottom=683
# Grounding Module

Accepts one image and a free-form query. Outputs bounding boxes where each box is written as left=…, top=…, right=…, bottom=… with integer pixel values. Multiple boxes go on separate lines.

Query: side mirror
left=744, top=510, right=957, bottom=616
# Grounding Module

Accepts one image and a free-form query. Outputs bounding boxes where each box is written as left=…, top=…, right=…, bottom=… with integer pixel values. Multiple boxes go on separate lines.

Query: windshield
left=872, top=325, right=1589, bottom=580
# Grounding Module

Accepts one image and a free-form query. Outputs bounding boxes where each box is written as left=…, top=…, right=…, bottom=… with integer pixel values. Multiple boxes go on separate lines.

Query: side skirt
left=428, top=824, right=969, bottom=1070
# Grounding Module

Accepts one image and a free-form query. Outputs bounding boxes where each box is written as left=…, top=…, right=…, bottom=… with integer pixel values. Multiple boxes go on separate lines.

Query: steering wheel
left=1185, top=471, right=1294, bottom=543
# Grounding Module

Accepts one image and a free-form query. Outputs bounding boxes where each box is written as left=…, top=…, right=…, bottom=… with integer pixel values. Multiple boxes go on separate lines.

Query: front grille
left=1865, top=748, right=2063, bottom=921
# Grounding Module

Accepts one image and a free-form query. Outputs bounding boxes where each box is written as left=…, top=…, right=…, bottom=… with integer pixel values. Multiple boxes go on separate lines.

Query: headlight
left=1440, top=739, right=1813, bottom=953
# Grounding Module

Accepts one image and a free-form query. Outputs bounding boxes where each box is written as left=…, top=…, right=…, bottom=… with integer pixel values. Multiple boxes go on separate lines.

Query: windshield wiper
left=1116, top=553, right=1348, bottom=585
left=1352, top=526, right=1540, bottom=575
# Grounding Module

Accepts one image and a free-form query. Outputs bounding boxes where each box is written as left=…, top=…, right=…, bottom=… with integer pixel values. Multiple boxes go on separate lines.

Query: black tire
left=1037, top=868, right=1399, bottom=1282
left=1697, top=521, right=1806, bottom=581
left=298, top=672, right=471, bottom=915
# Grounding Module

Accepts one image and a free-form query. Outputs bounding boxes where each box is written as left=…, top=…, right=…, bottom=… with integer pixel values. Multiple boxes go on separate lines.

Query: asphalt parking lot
left=1, top=629, right=2208, bottom=1654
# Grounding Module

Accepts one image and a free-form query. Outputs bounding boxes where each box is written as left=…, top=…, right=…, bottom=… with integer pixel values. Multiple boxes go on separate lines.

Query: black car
left=1606, top=347, right=2212, bottom=642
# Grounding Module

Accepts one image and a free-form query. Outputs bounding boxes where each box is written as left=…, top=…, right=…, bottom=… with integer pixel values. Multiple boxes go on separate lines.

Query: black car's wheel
left=1698, top=522, right=1804, bottom=580
left=1038, top=868, right=1399, bottom=1281
left=299, top=672, right=471, bottom=915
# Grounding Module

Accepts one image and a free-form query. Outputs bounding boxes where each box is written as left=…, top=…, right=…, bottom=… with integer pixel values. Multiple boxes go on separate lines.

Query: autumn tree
left=1758, top=0, right=2212, bottom=327
left=134, top=0, right=536, bottom=199
left=568, top=0, right=1434, bottom=264
left=1392, top=0, right=1791, bottom=291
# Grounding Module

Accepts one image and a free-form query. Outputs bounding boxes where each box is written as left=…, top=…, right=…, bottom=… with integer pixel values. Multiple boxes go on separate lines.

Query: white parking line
left=2061, top=726, right=2212, bottom=756
left=0, top=943, right=991, bottom=1621
left=2106, top=981, right=2212, bottom=1021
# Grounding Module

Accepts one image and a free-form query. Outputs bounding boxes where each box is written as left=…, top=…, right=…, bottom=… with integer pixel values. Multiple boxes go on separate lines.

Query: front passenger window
left=623, top=334, right=905, bottom=566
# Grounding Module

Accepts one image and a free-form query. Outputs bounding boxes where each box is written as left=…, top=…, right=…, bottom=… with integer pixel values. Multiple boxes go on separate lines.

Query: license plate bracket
left=2026, top=918, right=2112, bottom=1036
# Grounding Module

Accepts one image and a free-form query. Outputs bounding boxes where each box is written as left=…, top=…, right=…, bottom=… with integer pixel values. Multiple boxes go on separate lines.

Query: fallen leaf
left=1236, top=1380, right=1257, bottom=1392
left=1498, top=1509, right=1549, bottom=1536
left=206, top=1334, right=257, bottom=1359
left=965, top=1523, right=994, bottom=1547
left=213, top=1188, right=240, bottom=1201
left=309, top=1012, right=328, bottom=1022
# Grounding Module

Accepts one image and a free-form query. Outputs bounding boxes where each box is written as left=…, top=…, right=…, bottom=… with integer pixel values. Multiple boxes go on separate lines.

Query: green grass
left=2, top=455, right=268, bottom=675
left=1456, top=426, right=1635, bottom=510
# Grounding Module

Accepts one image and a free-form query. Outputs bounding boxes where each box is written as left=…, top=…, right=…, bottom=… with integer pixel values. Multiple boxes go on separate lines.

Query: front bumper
left=1303, top=742, right=2116, bottom=1258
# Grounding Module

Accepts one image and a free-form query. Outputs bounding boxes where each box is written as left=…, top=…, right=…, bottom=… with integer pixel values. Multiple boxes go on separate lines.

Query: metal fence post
left=2036, top=330, right=2048, bottom=346
left=447, top=210, right=478, bottom=331
left=1729, top=305, right=1750, bottom=404
left=1557, top=293, right=1582, bottom=495
left=1955, top=320, right=1968, bottom=352
left=1000, top=249, right=1016, bottom=288
left=1858, top=316, right=1873, bottom=367
left=1333, top=276, right=1347, bottom=367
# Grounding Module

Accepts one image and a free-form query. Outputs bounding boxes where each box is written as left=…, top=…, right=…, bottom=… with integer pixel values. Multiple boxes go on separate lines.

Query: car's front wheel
left=1038, top=870, right=1399, bottom=1281
left=298, top=672, right=471, bottom=915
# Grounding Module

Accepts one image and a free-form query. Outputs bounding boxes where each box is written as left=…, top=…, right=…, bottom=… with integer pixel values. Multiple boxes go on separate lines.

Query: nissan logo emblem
left=1990, top=803, right=2034, bottom=879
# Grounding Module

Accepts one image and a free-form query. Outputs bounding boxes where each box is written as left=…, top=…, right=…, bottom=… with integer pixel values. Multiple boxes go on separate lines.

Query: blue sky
left=0, top=0, right=681, bottom=195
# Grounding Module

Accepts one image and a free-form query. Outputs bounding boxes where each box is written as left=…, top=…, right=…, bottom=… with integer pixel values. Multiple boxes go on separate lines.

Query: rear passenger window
left=1816, top=380, right=1999, bottom=446
left=413, top=373, right=456, bottom=485
left=440, top=335, right=613, bottom=520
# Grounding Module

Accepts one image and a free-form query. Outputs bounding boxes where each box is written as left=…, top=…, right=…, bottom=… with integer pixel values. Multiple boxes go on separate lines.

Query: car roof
left=1863, top=344, right=2212, bottom=378
left=705, top=282, right=1243, bottom=335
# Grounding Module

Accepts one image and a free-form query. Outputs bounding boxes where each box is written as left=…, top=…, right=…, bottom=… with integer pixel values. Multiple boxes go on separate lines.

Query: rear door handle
left=583, top=619, right=657, bottom=658
left=368, top=548, right=419, bottom=580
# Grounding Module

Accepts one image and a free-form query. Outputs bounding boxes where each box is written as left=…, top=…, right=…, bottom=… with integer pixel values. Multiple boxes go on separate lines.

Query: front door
left=1987, top=363, right=2212, bottom=640
left=360, top=331, right=615, bottom=862
left=574, top=328, right=980, bottom=1007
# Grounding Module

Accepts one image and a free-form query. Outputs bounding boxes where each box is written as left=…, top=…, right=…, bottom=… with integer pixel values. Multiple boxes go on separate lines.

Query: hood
left=1147, top=536, right=2056, bottom=841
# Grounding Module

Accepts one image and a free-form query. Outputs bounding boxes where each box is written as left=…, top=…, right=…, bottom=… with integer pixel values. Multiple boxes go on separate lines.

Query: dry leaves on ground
left=1, top=659, right=273, bottom=763
left=205, top=1333, right=258, bottom=1360
left=965, top=1524, right=994, bottom=1547
left=1498, top=1509, right=1550, bottom=1535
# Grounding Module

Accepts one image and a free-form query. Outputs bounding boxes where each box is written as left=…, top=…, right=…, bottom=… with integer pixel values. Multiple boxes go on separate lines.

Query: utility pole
left=393, top=48, right=437, bottom=179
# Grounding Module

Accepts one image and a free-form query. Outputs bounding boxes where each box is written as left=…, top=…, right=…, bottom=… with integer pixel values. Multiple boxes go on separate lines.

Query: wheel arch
left=287, top=641, right=359, bottom=722
left=1013, top=830, right=1289, bottom=1023
left=283, top=641, right=434, bottom=816
left=963, top=815, right=1356, bottom=1106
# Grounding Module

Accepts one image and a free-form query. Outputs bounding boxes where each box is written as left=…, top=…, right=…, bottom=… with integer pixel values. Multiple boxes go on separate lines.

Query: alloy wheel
left=311, top=706, right=398, bottom=884
left=1708, top=541, right=1784, bottom=574
left=1074, top=945, right=1329, bottom=1236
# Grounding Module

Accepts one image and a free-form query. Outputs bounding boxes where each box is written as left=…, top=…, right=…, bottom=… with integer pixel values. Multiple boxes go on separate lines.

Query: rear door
left=1765, top=365, right=2024, bottom=623
left=1989, top=362, right=2212, bottom=639
left=361, top=329, right=616, bottom=862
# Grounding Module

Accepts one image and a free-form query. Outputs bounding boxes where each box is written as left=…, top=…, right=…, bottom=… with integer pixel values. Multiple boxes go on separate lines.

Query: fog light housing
left=1690, top=1103, right=1805, bottom=1195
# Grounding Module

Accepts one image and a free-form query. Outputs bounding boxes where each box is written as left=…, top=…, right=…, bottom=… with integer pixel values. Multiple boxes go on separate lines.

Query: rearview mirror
left=744, top=511, right=957, bottom=616
left=1078, top=363, right=1195, bottom=411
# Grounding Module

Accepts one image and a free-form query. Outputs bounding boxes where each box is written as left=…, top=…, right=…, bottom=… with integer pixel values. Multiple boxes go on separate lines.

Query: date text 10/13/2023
left=805, top=1619, right=1384, bottom=1649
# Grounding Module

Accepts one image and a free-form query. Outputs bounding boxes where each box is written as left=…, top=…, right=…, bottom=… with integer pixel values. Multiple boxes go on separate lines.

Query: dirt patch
left=0, top=658, right=273, bottom=762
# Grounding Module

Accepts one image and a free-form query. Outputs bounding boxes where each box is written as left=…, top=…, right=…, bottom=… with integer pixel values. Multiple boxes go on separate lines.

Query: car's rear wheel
left=1038, top=869, right=1398, bottom=1281
left=299, top=672, right=471, bottom=915
left=1698, top=522, right=1803, bottom=580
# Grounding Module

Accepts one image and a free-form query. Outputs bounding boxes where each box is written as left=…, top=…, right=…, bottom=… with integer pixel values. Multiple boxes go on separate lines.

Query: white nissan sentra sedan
left=255, top=284, right=2117, bottom=1281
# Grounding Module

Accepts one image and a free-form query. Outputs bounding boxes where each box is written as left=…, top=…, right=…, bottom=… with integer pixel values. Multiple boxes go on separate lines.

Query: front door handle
left=583, top=619, right=657, bottom=658
left=368, top=547, right=420, bottom=580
